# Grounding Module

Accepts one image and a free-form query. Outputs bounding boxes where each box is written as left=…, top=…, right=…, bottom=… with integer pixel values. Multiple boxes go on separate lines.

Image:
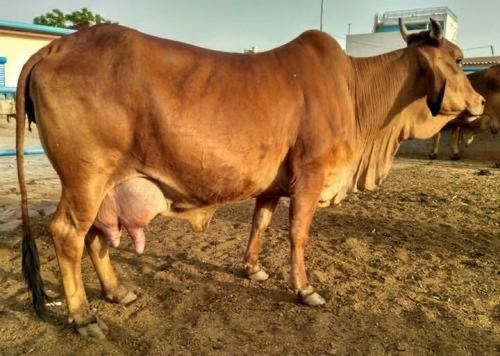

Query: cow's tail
left=16, top=49, right=48, bottom=318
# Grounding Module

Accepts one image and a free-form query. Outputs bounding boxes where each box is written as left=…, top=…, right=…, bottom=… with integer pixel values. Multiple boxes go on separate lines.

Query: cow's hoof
left=247, top=269, right=269, bottom=282
left=317, top=200, right=331, bottom=208
left=450, top=154, right=460, bottom=161
left=428, top=153, right=437, bottom=160
left=105, top=287, right=137, bottom=304
left=119, top=290, right=137, bottom=304
left=76, top=322, right=106, bottom=340
left=299, top=291, right=326, bottom=306
left=97, top=317, right=109, bottom=331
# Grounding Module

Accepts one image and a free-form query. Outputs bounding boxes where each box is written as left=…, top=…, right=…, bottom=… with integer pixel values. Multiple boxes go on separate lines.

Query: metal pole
left=0, top=148, right=45, bottom=156
left=490, top=45, right=495, bottom=56
left=348, top=23, right=351, bottom=35
left=320, top=0, right=324, bottom=32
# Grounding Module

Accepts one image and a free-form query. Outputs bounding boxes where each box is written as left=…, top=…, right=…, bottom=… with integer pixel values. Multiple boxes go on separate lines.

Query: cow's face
left=483, top=94, right=500, bottom=134
left=480, top=114, right=500, bottom=135
left=460, top=115, right=499, bottom=146
left=400, top=18, right=485, bottom=118
left=461, top=114, right=499, bottom=145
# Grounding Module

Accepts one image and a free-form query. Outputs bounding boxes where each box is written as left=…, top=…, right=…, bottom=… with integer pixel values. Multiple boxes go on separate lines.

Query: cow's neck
left=349, top=49, right=426, bottom=191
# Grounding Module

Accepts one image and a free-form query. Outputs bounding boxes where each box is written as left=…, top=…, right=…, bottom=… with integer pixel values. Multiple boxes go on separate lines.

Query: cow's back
left=28, top=25, right=345, bottom=205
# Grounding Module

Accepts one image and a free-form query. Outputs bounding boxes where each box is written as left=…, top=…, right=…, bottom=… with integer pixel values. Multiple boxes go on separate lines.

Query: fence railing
left=0, top=86, right=16, bottom=100
left=379, top=7, right=457, bottom=22
left=0, top=86, right=45, bottom=156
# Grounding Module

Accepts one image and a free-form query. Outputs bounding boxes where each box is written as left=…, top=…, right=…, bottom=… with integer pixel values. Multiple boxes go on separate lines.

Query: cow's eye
left=456, top=58, right=463, bottom=67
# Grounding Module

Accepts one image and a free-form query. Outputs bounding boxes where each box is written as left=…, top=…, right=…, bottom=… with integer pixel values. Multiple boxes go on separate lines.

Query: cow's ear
left=419, top=50, right=446, bottom=116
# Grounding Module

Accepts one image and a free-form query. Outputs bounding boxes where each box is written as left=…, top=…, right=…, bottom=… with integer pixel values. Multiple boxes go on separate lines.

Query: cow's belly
left=93, top=172, right=277, bottom=254
left=140, top=142, right=289, bottom=206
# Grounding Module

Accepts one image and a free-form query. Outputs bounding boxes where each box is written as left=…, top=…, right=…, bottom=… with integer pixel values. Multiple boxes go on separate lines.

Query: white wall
left=445, top=14, right=458, bottom=43
left=346, top=32, right=405, bottom=57
left=0, top=30, right=58, bottom=87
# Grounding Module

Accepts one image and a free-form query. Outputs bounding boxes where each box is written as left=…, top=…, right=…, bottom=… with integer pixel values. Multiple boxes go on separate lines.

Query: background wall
left=0, top=31, right=55, bottom=87
left=398, top=128, right=500, bottom=162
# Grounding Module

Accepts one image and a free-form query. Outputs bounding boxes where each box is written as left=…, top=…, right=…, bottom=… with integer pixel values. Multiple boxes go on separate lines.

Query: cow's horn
left=399, top=18, right=409, bottom=43
left=429, top=18, right=443, bottom=41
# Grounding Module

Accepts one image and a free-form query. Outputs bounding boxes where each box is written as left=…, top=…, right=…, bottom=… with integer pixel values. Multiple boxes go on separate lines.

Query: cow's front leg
left=85, top=227, right=137, bottom=304
left=289, top=171, right=326, bottom=306
left=428, top=131, right=441, bottom=159
left=450, top=127, right=461, bottom=160
left=244, top=195, right=280, bottom=281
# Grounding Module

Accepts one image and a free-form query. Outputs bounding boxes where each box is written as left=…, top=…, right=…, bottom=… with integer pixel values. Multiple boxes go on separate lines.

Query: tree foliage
left=33, top=9, right=66, bottom=28
left=33, top=8, right=115, bottom=28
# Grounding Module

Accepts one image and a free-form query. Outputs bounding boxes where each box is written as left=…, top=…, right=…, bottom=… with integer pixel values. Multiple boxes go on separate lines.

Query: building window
left=0, top=57, right=6, bottom=87
left=375, top=25, right=400, bottom=33
left=406, top=23, right=428, bottom=31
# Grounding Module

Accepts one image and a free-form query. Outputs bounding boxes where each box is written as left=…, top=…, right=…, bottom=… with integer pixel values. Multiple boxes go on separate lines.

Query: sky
left=2, top=0, right=500, bottom=56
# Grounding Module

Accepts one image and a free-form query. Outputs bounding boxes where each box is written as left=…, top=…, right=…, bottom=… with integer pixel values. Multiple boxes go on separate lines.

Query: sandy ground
left=0, top=120, right=499, bottom=355
left=0, top=119, right=41, bottom=150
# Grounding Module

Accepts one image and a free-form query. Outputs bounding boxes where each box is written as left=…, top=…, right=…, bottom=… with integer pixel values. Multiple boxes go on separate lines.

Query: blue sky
left=2, top=0, right=499, bottom=56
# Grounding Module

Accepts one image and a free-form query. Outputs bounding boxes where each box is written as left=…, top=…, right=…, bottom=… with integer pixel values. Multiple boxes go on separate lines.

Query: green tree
left=33, top=8, right=115, bottom=28
left=64, top=8, right=113, bottom=26
left=33, top=9, right=66, bottom=28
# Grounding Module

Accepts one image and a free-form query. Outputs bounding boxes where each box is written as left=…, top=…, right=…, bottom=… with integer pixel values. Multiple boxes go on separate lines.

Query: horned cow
left=16, top=19, right=483, bottom=339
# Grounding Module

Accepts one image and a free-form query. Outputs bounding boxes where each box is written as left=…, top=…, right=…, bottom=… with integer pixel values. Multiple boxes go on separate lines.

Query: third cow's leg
left=85, top=227, right=137, bottom=304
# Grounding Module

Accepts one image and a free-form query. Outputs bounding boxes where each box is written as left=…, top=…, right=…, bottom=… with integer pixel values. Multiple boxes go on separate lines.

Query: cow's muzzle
left=466, top=94, right=486, bottom=117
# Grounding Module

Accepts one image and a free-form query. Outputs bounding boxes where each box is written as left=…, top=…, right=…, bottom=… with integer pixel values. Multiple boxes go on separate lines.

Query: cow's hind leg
left=50, top=187, right=107, bottom=339
left=244, top=195, right=280, bottom=281
left=85, top=228, right=137, bottom=304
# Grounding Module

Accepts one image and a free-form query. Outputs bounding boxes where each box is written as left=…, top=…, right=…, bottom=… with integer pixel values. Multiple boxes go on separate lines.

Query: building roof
left=463, top=56, right=500, bottom=65
left=378, top=7, right=458, bottom=22
left=0, top=19, right=75, bottom=36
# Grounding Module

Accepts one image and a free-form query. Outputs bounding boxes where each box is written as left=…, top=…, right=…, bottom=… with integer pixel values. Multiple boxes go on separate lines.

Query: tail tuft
left=21, top=226, right=47, bottom=318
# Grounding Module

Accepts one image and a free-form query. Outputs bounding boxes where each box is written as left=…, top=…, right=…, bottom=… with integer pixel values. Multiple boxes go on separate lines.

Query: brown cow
left=16, top=18, right=484, bottom=339
left=429, top=65, right=500, bottom=160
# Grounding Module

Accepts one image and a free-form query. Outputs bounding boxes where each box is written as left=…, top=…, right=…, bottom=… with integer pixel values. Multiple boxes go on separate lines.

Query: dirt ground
left=0, top=119, right=499, bottom=355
